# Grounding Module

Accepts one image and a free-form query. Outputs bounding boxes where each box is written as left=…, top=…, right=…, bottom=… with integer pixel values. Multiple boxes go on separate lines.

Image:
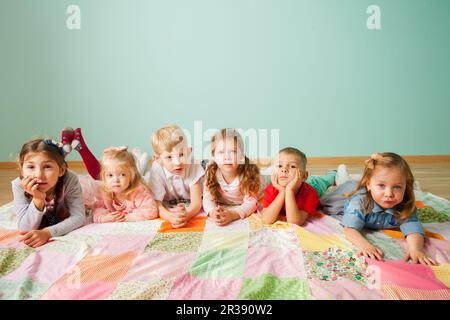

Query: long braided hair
left=18, top=139, right=69, bottom=226
left=205, top=129, right=260, bottom=204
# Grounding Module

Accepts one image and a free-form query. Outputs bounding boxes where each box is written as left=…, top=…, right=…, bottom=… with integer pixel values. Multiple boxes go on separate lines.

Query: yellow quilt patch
left=431, top=264, right=450, bottom=288
left=295, top=227, right=351, bottom=251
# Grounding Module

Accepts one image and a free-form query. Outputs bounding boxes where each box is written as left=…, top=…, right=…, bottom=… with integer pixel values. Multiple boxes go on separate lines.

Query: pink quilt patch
left=168, top=273, right=242, bottom=299
left=122, top=251, right=196, bottom=282
left=367, top=259, right=448, bottom=290
left=94, top=234, right=154, bottom=255
left=3, top=250, right=84, bottom=284
left=41, top=281, right=117, bottom=300
left=308, top=278, right=384, bottom=300
left=244, top=247, right=307, bottom=279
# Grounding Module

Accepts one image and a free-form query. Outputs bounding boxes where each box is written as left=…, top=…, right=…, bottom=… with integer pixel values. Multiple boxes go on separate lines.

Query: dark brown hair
left=18, top=139, right=69, bottom=225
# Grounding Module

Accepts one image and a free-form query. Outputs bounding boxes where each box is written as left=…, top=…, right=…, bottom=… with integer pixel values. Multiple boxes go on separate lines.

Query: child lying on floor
left=261, top=147, right=336, bottom=226
left=342, top=152, right=437, bottom=266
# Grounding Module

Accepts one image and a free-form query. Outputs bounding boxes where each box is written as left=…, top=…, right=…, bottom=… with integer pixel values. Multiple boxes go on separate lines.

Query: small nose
left=172, top=156, right=181, bottom=165
left=36, top=169, right=45, bottom=179
left=385, top=188, right=394, bottom=197
left=280, top=166, right=288, bottom=173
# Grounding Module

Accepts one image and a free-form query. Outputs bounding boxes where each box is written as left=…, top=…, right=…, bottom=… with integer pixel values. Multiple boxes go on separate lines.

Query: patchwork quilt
left=0, top=189, right=449, bottom=300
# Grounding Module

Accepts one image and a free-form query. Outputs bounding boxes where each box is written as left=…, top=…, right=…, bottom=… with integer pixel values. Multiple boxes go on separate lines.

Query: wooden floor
left=1, top=157, right=450, bottom=206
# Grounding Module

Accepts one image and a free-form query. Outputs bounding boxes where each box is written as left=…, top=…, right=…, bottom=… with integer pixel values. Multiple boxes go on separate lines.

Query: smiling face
left=155, top=141, right=191, bottom=176
left=212, top=138, right=244, bottom=176
left=274, top=152, right=307, bottom=187
left=366, top=165, right=406, bottom=209
left=21, top=152, right=65, bottom=194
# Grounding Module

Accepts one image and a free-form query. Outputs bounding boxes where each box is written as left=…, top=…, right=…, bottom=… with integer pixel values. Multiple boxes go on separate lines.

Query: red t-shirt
left=263, top=182, right=320, bottom=216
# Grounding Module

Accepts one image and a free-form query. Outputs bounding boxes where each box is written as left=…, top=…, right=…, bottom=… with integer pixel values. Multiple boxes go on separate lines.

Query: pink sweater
left=93, top=184, right=158, bottom=222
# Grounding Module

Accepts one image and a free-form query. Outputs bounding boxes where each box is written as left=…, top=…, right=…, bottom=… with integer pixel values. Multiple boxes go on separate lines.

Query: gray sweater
left=11, top=170, right=86, bottom=237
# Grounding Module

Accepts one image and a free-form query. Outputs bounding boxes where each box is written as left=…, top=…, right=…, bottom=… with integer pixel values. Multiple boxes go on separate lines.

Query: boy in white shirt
left=148, top=125, right=204, bottom=228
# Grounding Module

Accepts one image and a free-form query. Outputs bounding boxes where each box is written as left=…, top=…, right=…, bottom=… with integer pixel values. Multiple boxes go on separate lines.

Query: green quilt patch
left=365, top=233, right=405, bottom=260
left=0, top=277, right=48, bottom=300
left=189, top=248, right=247, bottom=279
left=145, top=232, right=203, bottom=253
left=108, top=278, right=175, bottom=300
left=417, top=207, right=450, bottom=223
left=238, top=273, right=311, bottom=300
left=0, top=247, right=34, bottom=277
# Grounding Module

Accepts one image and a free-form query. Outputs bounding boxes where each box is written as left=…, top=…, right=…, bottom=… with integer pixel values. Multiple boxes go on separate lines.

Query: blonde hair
left=349, top=152, right=416, bottom=221
left=205, top=128, right=260, bottom=204
left=100, top=146, right=146, bottom=200
left=151, top=125, right=187, bottom=155
left=278, top=147, right=307, bottom=170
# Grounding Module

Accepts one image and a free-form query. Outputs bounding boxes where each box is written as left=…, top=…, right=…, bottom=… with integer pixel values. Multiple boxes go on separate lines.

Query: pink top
left=202, top=171, right=258, bottom=219
left=93, top=184, right=158, bottom=222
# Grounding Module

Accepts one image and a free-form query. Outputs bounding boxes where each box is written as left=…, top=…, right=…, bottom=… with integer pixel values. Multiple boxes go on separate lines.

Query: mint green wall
left=1, top=0, right=449, bottom=162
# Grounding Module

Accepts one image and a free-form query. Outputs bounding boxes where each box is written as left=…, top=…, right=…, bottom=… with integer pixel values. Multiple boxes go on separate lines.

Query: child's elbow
left=190, top=202, right=202, bottom=215
left=76, top=215, right=87, bottom=228
left=146, top=209, right=159, bottom=220
left=287, top=210, right=307, bottom=226
left=295, top=218, right=307, bottom=226
left=151, top=210, right=159, bottom=220
left=261, top=214, right=276, bottom=225
left=261, top=217, right=272, bottom=225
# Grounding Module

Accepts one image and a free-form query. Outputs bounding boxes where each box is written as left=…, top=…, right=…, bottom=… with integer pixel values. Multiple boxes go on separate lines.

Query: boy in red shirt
left=261, top=147, right=330, bottom=226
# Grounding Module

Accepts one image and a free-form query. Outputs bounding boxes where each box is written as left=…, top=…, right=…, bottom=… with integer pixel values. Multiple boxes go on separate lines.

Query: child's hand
left=175, top=203, right=187, bottom=214
left=286, top=170, right=303, bottom=194
left=219, top=210, right=240, bottom=226
left=271, top=172, right=285, bottom=192
left=19, top=229, right=51, bottom=248
left=21, top=176, right=46, bottom=206
left=403, top=250, right=437, bottom=266
left=168, top=204, right=188, bottom=228
left=209, top=206, right=224, bottom=224
left=164, top=212, right=186, bottom=228
left=211, top=206, right=240, bottom=226
left=359, top=243, right=384, bottom=260
left=100, top=211, right=127, bottom=223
